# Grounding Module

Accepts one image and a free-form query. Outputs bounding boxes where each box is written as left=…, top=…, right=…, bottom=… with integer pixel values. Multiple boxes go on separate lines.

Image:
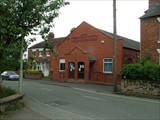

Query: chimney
left=70, top=27, right=76, bottom=33
left=149, top=0, right=160, bottom=8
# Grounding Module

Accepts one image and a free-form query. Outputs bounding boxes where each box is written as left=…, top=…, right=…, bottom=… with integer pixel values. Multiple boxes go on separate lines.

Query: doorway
left=78, top=62, right=85, bottom=79
left=68, top=62, right=75, bottom=79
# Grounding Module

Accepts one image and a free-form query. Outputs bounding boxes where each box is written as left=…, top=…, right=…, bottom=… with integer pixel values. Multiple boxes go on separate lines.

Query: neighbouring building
left=140, top=0, right=160, bottom=63
left=50, top=22, right=140, bottom=85
left=28, top=33, right=65, bottom=77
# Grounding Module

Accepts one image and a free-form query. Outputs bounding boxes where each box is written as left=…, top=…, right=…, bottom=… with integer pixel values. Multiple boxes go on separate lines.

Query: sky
left=29, top=0, right=149, bottom=47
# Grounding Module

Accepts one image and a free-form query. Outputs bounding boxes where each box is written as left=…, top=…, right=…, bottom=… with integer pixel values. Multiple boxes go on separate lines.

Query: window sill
left=103, top=72, right=113, bottom=74
left=59, top=70, right=65, bottom=73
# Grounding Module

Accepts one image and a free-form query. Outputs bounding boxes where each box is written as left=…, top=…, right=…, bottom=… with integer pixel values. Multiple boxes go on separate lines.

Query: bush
left=24, top=70, right=43, bottom=75
left=143, top=61, right=160, bottom=81
left=0, top=86, right=16, bottom=98
left=122, top=63, right=143, bottom=80
left=122, top=61, right=160, bottom=82
left=24, top=70, right=43, bottom=79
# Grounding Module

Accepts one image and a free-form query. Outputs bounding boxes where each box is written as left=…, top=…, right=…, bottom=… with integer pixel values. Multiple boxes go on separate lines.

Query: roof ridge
left=29, top=37, right=65, bottom=49
left=98, top=29, right=138, bottom=42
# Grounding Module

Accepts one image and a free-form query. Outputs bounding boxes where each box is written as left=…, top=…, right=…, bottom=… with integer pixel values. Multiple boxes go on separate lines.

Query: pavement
left=29, top=79, right=114, bottom=94
left=5, top=107, right=50, bottom=120
left=2, top=79, right=160, bottom=120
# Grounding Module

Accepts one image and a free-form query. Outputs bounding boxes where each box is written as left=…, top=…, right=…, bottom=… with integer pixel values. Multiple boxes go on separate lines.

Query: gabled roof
left=29, top=22, right=140, bottom=51
left=65, top=46, right=87, bottom=55
left=140, top=4, right=160, bottom=19
left=99, top=29, right=140, bottom=50
left=80, top=21, right=140, bottom=51
left=29, top=37, right=65, bottom=49
left=65, top=46, right=96, bottom=61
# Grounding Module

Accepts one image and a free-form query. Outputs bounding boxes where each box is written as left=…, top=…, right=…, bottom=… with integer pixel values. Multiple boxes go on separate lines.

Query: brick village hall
left=29, top=22, right=139, bottom=85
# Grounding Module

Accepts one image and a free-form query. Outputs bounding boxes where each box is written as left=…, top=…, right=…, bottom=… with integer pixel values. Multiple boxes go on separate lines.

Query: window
left=59, top=59, right=65, bottom=72
left=103, top=58, right=113, bottom=73
left=39, top=51, right=43, bottom=57
left=46, top=51, right=50, bottom=57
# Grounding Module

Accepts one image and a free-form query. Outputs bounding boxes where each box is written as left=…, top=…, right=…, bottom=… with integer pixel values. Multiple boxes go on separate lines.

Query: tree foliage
left=0, top=0, right=67, bottom=72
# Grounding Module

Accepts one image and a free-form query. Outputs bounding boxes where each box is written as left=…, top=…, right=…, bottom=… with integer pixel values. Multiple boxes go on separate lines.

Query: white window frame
left=38, top=48, right=43, bottom=51
left=59, top=59, right=65, bottom=72
left=46, top=51, right=50, bottom=57
left=39, top=51, right=43, bottom=57
left=32, top=49, right=37, bottom=52
left=103, top=58, right=113, bottom=74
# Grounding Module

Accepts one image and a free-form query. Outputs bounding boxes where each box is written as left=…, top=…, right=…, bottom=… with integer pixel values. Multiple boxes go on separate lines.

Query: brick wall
left=51, top=22, right=139, bottom=85
left=123, top=48, right=140, bottom=64
left=149, top=0, right=160, bottom=8
left=141, top=18, right=159, bottom=63
left=28, top=49, right=51, bottom=62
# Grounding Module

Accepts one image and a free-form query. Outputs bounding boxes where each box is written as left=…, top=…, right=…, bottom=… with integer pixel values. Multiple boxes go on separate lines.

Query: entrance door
left=68, top=62, right=75, bottom=79
left=78, top=62, right=85, bottom=79
left=40, top=62, right=49, bottom=77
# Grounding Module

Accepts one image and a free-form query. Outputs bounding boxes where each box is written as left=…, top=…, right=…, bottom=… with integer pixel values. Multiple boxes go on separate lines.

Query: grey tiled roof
left=141, top=5, right=160, bottom=19
left=99, top=30, right=140, bottom=50
left=29, top=37, right=65, bottom=49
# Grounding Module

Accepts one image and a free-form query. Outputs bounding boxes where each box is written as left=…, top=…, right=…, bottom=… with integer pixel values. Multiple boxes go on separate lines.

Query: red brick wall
left=123, top=48, right=140, bottom=64
left=51, top=22, right=123, bottom=85
left=28, top=49, right=51, bottom=62
left=141, top=18, right=159, bottom=63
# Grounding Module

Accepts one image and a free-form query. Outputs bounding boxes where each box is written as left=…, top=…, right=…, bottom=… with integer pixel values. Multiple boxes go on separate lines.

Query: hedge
left=122, top=61, right=160, bottom=82
left=24, top=70, right=43, bottom=75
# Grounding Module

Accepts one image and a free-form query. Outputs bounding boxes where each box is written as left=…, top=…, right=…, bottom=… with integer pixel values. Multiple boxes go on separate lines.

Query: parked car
left=0, top=71, right=19, bottom=81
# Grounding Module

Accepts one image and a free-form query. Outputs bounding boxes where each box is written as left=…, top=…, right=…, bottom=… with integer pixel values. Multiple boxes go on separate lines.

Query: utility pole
left=19, top=39, right=23, bottom=93
left=113, top=0, right=117, bottom=92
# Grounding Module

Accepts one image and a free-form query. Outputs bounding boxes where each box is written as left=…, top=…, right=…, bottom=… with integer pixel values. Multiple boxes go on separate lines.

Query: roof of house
left=140, top=4, right=160, bottom=19
left=29, top=37, right=65, bottom=49
left=29, top=22, right=140, bottom=51
left=99, top=29, right=140, bottom=50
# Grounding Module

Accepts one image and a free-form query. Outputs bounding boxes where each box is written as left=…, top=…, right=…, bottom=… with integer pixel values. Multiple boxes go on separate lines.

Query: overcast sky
left=30, top=0, right=148, bottom=47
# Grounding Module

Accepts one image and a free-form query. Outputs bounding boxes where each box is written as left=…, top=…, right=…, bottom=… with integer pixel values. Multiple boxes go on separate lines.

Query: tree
left=0, top=0, right=68, bottom=71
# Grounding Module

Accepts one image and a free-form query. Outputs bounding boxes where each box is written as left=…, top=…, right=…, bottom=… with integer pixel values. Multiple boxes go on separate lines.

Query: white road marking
left=73, top=87, right=160, bottom=104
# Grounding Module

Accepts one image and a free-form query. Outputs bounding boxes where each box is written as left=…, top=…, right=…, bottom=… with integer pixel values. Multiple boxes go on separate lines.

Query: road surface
left=3, top=80, right=160, bottom=120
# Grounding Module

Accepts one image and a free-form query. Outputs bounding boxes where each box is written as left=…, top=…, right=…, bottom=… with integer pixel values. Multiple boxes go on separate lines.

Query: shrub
left=122, top=63, right=143, bottom=80
left=122, top=61, right=160, bottom=82
left=24, top=70, right=43, bottom=75
left=24, top=70, right=43, bottom=79
left=142, top=61, right=160, bottom=81
left=0, top=86, right=16, bottom=98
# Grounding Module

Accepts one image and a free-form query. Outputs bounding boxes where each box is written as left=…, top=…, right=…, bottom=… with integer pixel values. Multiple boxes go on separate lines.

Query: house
left=28, top=33, right=65, bottom=77
left=50, top=22, right=140, bottom=85
left=140, top=0, right=160, bottom=63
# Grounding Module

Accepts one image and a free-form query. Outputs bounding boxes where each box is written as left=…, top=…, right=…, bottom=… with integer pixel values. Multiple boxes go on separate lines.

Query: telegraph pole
left=113, top=0, right=117, bottom=92
left=19, top=39, right=23, bottom=93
